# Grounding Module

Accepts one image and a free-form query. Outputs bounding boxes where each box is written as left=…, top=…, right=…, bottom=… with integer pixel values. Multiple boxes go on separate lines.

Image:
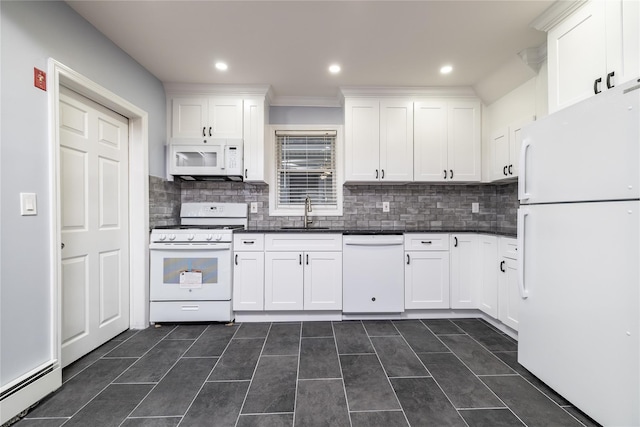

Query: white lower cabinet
left=265, top=251, right=305, bottom=310
left=477, top=235, right=498, bottom=318
left=498, top=237, right=519, bottom=331
left=450, top=234, right=479, bottom=309
left=303, top=252, right=343, bottom=310
left=233, top=234, right=265, bottom=311
left=404, top=234, right=450, bottom=309
left=264, top=234, right=343, bottom=311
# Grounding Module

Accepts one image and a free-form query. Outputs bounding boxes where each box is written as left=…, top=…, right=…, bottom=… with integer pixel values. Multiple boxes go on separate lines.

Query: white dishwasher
left=342, top=234, right=405, bottom=313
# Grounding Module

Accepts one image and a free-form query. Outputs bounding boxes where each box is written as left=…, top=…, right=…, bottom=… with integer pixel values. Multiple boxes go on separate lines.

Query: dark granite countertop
left=236, top=228, right=517, bottom=238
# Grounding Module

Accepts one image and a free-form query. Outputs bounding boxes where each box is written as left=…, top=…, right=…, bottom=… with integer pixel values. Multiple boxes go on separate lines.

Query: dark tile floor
left=16, top=318, right=600, bottom=427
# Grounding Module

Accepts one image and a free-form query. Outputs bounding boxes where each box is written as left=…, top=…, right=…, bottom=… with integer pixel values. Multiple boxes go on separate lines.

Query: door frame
left=48, top=59, right=150, bottom=364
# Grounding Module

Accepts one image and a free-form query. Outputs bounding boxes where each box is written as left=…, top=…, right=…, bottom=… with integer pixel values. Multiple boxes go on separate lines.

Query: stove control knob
left=187, top=234, right=195, bottom=241
left=206, top=234, right=213, bottom=241
left=168, top=234, right=176, bottom=241
left=215, top=234, right=223, bottom=241
left=158, top=234, right=167, bottom=241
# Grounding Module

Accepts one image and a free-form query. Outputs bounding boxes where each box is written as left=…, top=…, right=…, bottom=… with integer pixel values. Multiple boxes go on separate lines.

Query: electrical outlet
left=472, top=202, right=479, bottom=213
left=250, top=202, right=258, bottom=213
left=383, top=201, right=390, bottom=212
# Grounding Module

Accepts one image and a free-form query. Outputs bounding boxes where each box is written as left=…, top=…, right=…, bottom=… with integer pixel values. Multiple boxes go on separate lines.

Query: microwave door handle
left=220, top=145, right=225, bottom=170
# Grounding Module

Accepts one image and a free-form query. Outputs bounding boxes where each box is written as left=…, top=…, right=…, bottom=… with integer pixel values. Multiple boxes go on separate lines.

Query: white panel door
left=489, top=127, right=509, bottom=181
left=498, top=258, right=519, bottom=330
left=59, top=86, right=129, bottom=367
left=405, top=251, right=450, bottom=309
left=209, top=97, right=243, bottom=139
left=264, top=252, right=304, bottom=310
left=478, top=235, right=498, bottom=318
left=449, top=234, right=478, bottom=309
left=304, top=252, right=342, bottom=310
left=233, top=252, right=265, bottom=311
left=344, top=99, right=380, bottom=181
left=548, top=1, right=607, bottom=112
left=414, top=100, right=448, bottom=181
left=171, top=97, right=208, bottom=138
left=243, top=98, right=265, bottom=182
left=447, top=100, right=481, bottom=182
left=379, top=100, right=413, bottom=181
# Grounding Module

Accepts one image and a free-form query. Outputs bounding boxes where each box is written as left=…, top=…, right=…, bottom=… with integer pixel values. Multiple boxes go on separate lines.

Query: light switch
left=20, top=193, right=37, bottom=216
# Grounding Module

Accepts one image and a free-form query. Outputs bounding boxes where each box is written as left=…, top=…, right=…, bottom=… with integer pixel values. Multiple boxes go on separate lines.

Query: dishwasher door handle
left=344, top=242, right=404, bottom=247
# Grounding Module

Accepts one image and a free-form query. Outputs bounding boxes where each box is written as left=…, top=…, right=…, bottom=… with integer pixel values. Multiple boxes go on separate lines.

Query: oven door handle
left=149, top=243, right=231, bottom=250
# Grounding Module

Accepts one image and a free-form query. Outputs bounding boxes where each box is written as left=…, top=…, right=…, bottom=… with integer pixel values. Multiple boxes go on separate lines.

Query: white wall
left=0, top=1, right=165, bottom=386
left=481, top=62, right=548, bottom=181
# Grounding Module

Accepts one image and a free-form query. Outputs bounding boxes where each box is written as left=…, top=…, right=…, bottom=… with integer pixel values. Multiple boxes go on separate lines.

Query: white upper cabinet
left=414, top=99, right=481, bottom=182
left=171, top=96, right=243, bottom=140
left=488, top=119, right=529, bottom=182
left=243, top=97, right=268, bottom=182
left=344, top=98, right=413, bottom=182
left=547, top=0, right=639, bottom=112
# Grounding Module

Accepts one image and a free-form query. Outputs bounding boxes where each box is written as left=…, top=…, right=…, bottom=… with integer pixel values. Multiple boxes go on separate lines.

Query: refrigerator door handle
left=517, top=208, right=529, bottom=299
left=518, top=138, right=532, bottom=202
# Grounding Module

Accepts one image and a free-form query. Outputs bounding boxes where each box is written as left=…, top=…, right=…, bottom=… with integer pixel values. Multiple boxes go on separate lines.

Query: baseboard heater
left=0, top=363, right=55, bottom=402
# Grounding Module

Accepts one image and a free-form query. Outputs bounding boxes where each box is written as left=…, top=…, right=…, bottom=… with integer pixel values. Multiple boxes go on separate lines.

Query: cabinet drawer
left=500, top=237, right=518, bottom=260
left=404, top=233, right=449, bottom=251
left=265, top=233, right=342, bottom=251
left=234, top=234, right=264, bottom=251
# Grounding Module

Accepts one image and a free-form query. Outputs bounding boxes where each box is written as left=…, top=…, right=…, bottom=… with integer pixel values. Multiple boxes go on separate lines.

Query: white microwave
left=168, top=139, right=243, bottom=180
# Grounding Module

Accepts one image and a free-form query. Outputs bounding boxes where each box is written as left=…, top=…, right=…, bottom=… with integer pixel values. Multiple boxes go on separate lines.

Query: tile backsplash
left=151, top=178, right=519, bottom=233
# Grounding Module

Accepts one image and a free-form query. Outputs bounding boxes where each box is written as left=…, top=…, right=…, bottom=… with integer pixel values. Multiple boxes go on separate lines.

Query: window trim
left=268, top=124, right=343, bottom=217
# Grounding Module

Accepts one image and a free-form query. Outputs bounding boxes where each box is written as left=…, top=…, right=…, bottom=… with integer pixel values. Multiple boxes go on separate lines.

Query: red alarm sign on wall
left=34, top=68, right=46, bottom=91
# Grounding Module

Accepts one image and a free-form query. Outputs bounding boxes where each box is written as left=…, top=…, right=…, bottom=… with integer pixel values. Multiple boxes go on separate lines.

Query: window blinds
left=275, top=131, right=337, bottom=209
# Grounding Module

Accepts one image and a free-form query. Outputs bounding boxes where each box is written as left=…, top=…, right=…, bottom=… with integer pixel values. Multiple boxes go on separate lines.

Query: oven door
left=150, top=243, right=231, bottom=301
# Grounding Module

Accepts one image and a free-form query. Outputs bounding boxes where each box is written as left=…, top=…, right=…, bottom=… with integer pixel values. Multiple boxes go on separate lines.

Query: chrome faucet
left=304, top=195, right=313, bottom=228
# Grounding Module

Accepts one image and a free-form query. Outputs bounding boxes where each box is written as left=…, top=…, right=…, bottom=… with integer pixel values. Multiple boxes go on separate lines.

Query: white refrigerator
left=518, top=78, right=640, bottom=426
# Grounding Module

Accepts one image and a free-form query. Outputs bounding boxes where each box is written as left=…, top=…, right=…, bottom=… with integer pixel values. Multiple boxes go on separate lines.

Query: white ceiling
left=66, top=0, right=554, bottom=106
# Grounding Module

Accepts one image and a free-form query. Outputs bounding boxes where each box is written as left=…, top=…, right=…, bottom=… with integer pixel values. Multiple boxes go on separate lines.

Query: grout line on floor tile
left=291, top=322, right=303, bottom=427
left=233, top=322, right=273, bottom=427
left=331, top=321, right=354, bottom=427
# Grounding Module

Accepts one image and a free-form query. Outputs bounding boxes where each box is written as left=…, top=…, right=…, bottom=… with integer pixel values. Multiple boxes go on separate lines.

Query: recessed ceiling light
left=215, top=62, right=228, bottom=71
left=329, top=64, right=341, bottom=74
left=440, top=65, right=453, bottom=74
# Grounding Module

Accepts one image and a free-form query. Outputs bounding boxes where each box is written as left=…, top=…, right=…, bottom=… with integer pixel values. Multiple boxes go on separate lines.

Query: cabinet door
left=508, top=121, right=526, bottom=178
left=233, top=252, right=264, bottom=311
left=344, top=99, right=380, bottom=181
left=548, top=1, right=607, bottom=112
left=304, top=251, right=342, bottom=310
left=489, top=127, right=510, bottom=181
left=209, top=98, right=243, bottom=139
left=405, top=251, right=450, bottom=309
left=477, top=236, right=498, bottom=318
left=447, top=100, right=481, bottom=182
left=499, top=258, right=519, bottom=331
left=243, top=98, right=266, bottom=182
left=171, top=97, right=208, bottom=138
left=265, top=252, right=303, bottom=310
left=379, top=100, right=413, bottom=181
left=414, top=100, right=448, bottom=181
left=450, top=234, right=478, bottom=309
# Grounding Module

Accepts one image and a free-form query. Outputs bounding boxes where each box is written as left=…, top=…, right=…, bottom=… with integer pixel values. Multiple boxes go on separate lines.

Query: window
left=269, top=126, right=343, bottom=216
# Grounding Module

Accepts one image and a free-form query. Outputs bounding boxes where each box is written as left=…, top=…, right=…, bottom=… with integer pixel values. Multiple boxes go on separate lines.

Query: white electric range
left=149, top=202, right=248, bottom=322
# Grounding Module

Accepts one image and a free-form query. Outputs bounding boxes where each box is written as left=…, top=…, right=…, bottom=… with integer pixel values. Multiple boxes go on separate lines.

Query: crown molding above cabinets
left=530, top=0, right=588, bottom=32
